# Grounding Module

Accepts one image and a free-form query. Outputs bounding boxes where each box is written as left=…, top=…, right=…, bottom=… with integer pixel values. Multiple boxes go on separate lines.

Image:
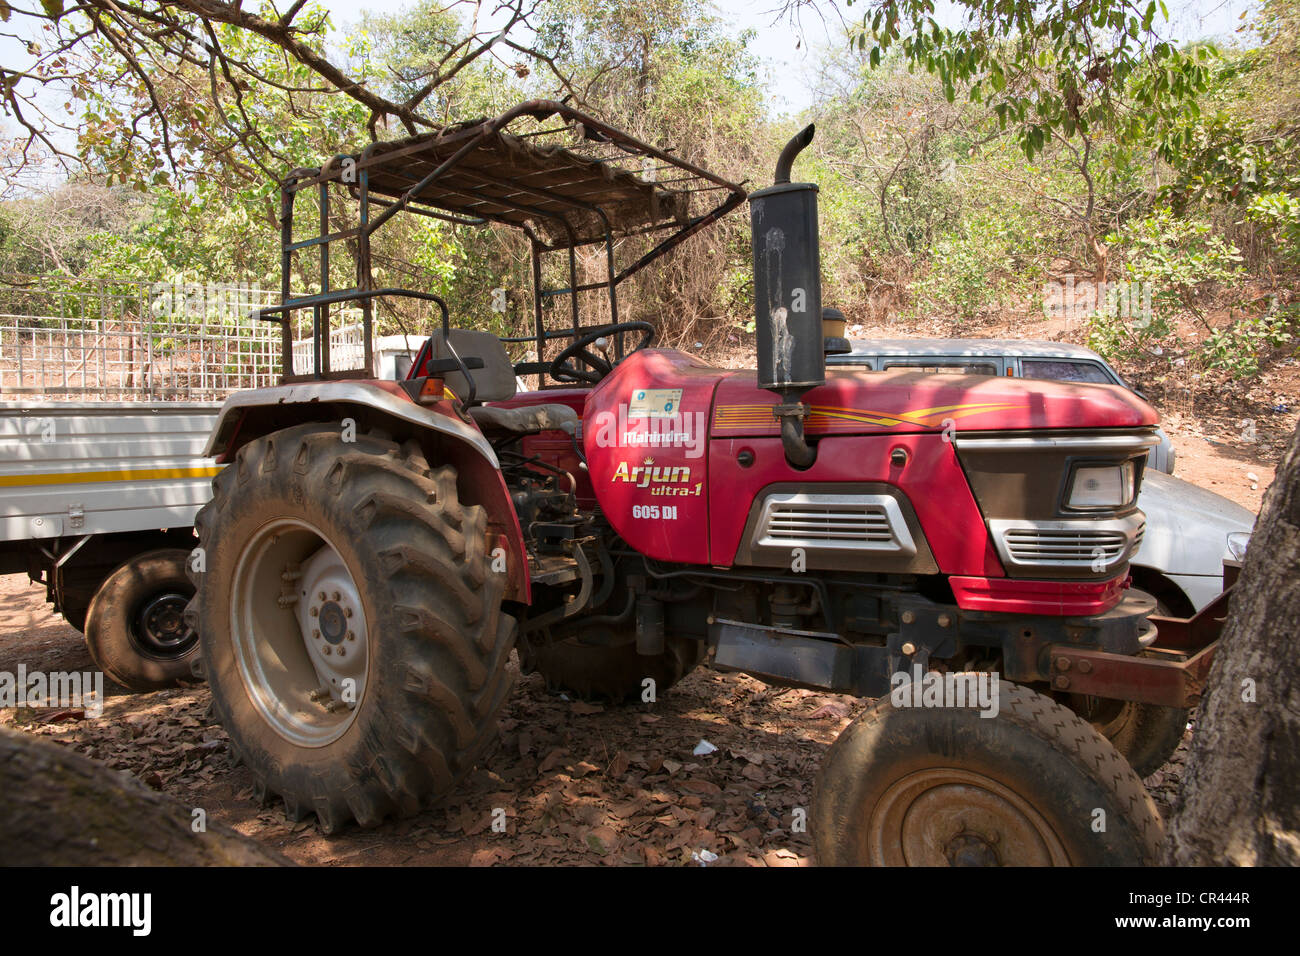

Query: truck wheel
left=191, top=425, right=516, bottom=832
left=84, top=549, right=199, bottom=691
left=531, top=628, right=705, bottom=702
left=812, top=679, right=1163, bottom=866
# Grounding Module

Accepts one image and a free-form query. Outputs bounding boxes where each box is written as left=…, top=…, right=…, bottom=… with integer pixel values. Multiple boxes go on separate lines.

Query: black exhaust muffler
left=750, top=124, right=824, bottom=467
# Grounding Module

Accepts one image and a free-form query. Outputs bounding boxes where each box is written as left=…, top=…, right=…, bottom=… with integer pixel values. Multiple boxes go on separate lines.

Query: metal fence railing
left=0, top=278, right=366, bottom=402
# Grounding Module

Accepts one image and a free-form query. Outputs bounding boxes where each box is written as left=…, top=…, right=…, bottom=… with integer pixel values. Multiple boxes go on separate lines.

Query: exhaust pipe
left=774, top=124, right=816, bottom=185
left=750, top=124, right=824, bottom=468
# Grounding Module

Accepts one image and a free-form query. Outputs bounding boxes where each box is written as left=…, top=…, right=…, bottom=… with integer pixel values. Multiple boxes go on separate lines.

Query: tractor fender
left=205, top=381, right=530, bottom=603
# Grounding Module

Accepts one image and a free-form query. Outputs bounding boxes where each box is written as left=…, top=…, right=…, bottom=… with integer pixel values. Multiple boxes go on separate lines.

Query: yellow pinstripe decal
left=0, top=465, right=224, bottom=488
left=711, top=402, right=1028, bottom=432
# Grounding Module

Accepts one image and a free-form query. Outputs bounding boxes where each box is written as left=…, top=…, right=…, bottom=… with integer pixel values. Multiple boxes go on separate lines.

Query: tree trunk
left=1164, top=421, right=1300, bottom=864
left=0, top=728, right=287, bottom=865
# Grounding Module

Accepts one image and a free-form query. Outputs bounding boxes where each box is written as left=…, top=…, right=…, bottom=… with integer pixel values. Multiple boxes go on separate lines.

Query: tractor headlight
left=1066, top=461, right=1136, bottom=510
left=1226, top=531, right=1252, bottom=562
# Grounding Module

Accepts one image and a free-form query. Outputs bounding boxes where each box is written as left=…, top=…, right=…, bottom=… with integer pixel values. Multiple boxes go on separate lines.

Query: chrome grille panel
left=752, top=494, right=916, bottom=555
left=990, top=515, right=1145, bottom=571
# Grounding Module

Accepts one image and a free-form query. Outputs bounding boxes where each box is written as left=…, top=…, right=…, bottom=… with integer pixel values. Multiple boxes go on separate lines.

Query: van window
left=1021, top=359, right=1113, bottom=384
left=883, top=361, right=997, bottom=375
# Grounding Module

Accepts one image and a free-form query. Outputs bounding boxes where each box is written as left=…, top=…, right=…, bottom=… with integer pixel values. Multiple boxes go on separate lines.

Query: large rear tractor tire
left=812, top=679, right=1164, bottom=866
left=530, top=626, right=706, bottom=703
left=84, top=549, right=199, bottom=691
left=190, top=425, right=516, bottom=832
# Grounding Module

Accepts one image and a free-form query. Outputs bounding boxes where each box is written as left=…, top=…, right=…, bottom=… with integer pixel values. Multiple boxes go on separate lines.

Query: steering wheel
left=549, top=321, right=655, bottom=385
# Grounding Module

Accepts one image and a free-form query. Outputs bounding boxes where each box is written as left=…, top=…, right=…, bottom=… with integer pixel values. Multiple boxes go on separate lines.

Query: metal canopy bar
left=285, top=227, right=361, bottom=253
left=267, top=99, right=745, bottom=389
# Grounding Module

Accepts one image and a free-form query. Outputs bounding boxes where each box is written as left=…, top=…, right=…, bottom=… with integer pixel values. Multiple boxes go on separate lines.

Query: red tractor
left=190, top=102, right=1224, bottom=865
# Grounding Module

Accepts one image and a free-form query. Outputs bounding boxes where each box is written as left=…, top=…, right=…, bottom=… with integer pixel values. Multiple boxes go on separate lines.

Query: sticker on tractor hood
left=628, top=388, right=683, bottom=419
left=612, top=457, right=703, bottom=496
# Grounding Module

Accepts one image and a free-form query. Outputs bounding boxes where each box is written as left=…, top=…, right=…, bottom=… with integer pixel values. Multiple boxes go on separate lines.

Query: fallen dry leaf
left=586, top=826, right=619, bottom=855
left=608, top=751, right=630, bottom=778
left=470, top=847, right=515, bottom=867
left=763, top=848, right=802, bottom=867
left=538, top=748, right=567, bottom=773
left=680, top=778, right=722, bottom=796
left=807, top=701, right=851, bottom=719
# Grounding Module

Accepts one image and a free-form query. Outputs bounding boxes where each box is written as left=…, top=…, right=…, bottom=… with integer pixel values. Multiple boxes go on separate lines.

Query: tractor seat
left=467, top=403, right=578, bottom=437
left=424, top=328, right=579, bottom=437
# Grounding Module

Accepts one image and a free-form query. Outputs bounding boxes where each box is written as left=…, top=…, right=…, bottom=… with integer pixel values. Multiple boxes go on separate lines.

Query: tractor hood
left=589, top=349, right=1159, bottom=441
left=711, top=366, right=1159, bottom=436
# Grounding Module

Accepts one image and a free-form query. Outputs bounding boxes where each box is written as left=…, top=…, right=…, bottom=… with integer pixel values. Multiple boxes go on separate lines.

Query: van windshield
left=1021, top=359, right=1114, bottom=385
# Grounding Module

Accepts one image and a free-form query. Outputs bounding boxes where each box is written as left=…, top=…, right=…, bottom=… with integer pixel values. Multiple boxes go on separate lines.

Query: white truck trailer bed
left=0, top=402, right=220, bottom=541
left=0, top=402, right=221, bottom=691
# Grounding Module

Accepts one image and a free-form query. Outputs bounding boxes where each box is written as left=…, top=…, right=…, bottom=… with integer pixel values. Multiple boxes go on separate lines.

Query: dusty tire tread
left=812, top=680, right=1164, bottom=866
left=193, top=424, right=516, bottom=833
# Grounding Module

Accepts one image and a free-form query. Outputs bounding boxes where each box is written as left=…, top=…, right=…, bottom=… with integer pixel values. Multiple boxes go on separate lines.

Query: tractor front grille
left=990, top=516, right=1145, bottom=572
left=752, top=494, right=916, bottom=554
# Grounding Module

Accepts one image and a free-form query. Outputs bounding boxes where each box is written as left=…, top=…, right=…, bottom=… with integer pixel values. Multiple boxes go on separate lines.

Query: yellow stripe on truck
left=0, top=465, right=224, bottom=488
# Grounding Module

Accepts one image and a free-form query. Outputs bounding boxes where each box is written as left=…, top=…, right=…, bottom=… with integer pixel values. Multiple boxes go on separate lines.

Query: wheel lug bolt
left=332, top=591, right=341, bottom=601
left=344, top=608, right=353, bottom=618
left=338, top=647, right=346, bottom=657
left=319, top=591, right=327, bottom=601
left=313, top=629, right=321, bottom=638
left=347, top=631, right=355, bottom=641
left=323, top=646, right=332, bottom=655
left=310, top=607, right=319, bottom=617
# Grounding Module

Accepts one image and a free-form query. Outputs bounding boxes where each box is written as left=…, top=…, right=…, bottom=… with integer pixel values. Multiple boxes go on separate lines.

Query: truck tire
left=531, top=629, right=705, bottom=702
left=84, top=549, right=199, bottom=691
left=812, top=679, right=1163, bottom=866
left=191, top=425, right=516, bottom=833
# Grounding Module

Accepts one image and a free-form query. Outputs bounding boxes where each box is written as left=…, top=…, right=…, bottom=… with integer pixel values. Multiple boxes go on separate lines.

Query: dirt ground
left=0, top=575, right=844, bottom=866
left=0, top=359, right=1287, bottom=865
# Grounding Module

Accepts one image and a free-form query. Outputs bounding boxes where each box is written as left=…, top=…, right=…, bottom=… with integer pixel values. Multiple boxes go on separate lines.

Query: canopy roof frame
left=254, top=100, right=747, bottom=388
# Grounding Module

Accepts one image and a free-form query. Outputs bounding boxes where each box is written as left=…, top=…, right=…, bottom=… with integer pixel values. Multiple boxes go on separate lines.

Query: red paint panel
left=713, top=368, right=1159, bottom=437
left=709, top=433, right=1004, bottom=577
left=582, top=350, right=719, bottom=563
left=948, top=574, right=1127, bottom=616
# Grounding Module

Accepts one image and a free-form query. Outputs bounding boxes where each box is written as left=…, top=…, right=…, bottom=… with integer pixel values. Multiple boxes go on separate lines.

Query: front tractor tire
left=191, top=425, right=516, bottom=832
left=1059, top=604, right=1190, bottom=779
left=1066, top=690, right=1189, bottom=779
left=812, top=680, right=1164, bottom=866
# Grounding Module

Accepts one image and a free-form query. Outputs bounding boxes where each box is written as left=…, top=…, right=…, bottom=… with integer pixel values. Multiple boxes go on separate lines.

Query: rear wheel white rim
left=232, top=518, right=369, bottom=747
